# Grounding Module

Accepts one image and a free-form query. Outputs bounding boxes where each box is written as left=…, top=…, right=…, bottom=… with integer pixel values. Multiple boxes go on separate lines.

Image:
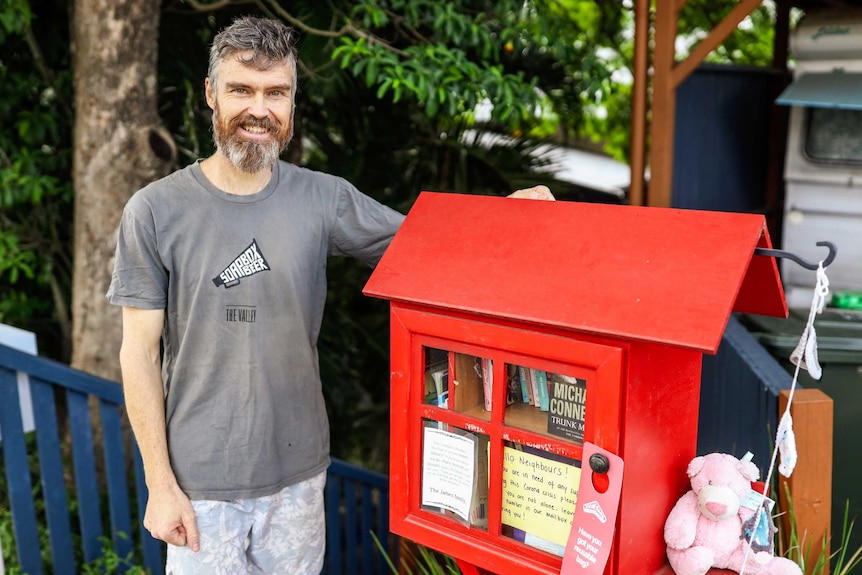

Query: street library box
left=363, top=192, right=787, bottom=575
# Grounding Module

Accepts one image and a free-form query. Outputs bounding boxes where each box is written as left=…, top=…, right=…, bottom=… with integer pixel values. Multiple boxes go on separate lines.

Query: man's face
left=206, top=52, right=295, bottom=173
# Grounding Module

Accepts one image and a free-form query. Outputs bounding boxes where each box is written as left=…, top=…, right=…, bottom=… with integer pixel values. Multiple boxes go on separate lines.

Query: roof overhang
left=776, top=71, right=862, bottom=109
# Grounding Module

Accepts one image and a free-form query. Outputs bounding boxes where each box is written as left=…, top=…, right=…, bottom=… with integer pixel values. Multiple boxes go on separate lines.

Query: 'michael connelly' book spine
left=547, top=375, right=586, bottom=442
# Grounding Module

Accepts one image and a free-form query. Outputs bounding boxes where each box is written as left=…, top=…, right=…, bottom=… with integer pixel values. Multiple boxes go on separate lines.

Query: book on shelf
left=424, top=360, right=449, bottom=408
left=482, top=357, right=493, bottom=411
left=470, top=434, right=490, bottom=528
left=431, top=368, right=448, bottom=408
left=525, top=367, right=536, bottom=405
left=506, top=364, right=520, bottom=406
left=546, top=375, right=587, bottom=442
left=529, top=368, right=540, bottom=407
left=517, top=366, right=530, bottom=404
left=532, top=369, right=550, bottom=412
left=512, top=528, right=566, bottom=557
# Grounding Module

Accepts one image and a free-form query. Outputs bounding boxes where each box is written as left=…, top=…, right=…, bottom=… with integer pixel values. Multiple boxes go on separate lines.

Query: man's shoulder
left=277, top=160, right=350, bottom=190
left=142, top=162, right=199, bottom=195
left=126, top=163, right=198, bottom=210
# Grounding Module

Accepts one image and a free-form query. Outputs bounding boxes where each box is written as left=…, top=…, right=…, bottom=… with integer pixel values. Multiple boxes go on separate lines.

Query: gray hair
left=208, top=16, right=298, bottom=97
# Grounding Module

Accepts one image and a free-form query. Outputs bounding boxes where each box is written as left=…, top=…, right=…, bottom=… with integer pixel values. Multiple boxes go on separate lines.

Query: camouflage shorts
left=166, top=470, right=326, bottom=575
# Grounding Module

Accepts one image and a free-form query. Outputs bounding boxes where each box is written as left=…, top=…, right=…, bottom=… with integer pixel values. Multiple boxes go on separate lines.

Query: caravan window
left=804, top=108, right=862, bottom=164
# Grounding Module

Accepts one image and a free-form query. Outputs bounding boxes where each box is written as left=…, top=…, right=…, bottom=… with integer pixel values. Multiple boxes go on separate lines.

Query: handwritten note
left=502, top=446, right=581, bottom=546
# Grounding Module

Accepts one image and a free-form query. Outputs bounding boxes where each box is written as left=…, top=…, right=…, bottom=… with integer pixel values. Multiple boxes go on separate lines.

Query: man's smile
left=237, top=124, right=271, bottom=139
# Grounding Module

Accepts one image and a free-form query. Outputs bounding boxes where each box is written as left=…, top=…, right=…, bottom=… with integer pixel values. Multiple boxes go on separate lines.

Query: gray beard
left=211, top=109, right=289, bottom=173
left=220, top=137, right=282, bottom=173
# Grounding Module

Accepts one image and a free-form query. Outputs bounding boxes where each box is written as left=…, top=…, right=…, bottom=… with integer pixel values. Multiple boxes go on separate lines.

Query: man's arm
left=119, top=306, right=200, bottom=552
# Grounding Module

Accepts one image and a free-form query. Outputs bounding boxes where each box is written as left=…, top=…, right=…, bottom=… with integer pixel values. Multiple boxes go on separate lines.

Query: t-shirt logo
left=212, top=239, right=270, bottom=288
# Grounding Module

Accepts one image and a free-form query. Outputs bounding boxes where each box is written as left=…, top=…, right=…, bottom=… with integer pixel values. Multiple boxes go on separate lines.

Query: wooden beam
left=764, top=0, right=792, bottom=239
left=629, top=0, right=650, bottom=207
left=772, top=0, right=791, bottom=70
left=778, top=389, right=833, bottom=575
left=648, top=0, right=680, bottom=207
left=673, top=0, right=764, bottom=88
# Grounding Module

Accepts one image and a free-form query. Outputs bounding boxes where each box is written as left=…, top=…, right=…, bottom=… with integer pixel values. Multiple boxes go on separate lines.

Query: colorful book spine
left=547, top=376, right=587, bottom=442
left=529, top=368, right=540, bottom=407
left=471, top=436, right=490, bottom=528
left=506, top=365, right=519, bottom=406
left=518, top=366, right=530, bottom=404
left=533, top=369, right=550, bottom=411
left=482, top=358, right=493, bottom=411
left=432, top=369, right=448, bottom=408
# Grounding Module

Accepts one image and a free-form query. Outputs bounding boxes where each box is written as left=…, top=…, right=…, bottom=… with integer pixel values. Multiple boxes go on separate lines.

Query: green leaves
left=353, top=1, right=389, bottom=28
left=333, top=35, right=537, bottom=127
left=677, top=0, right=783, bottom=66
left=330, top=1, right=538, bottom=127
left=0, top=0, right=30, bottom=39
left=1, top=150, right=62, bottom=206
left=0, top=233, right=36, bottom=284
left=0, top=0, right=73, bottom=331
left=326, top=0, right=633, bottom=138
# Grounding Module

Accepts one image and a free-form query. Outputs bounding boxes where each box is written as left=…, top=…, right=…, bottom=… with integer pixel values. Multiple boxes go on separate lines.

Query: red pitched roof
left=364, top=192, right=787, bottom=353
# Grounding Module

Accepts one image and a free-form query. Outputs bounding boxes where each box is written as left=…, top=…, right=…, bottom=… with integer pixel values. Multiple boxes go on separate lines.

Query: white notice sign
left=0, top=323, right=37, bottom=441
left=421, top=427, right=476, bottom=522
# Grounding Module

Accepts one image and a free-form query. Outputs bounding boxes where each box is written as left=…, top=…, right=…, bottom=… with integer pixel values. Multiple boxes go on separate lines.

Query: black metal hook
left=754, top=241, right=837, bottom=271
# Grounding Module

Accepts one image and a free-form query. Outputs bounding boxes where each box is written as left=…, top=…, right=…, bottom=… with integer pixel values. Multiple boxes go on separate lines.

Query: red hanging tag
left=560, top=442, right=624, bottom=575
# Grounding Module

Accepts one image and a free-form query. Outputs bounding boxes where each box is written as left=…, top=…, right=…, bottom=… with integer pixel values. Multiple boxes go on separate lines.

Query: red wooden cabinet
left=364, top=193, right=787, bottom=575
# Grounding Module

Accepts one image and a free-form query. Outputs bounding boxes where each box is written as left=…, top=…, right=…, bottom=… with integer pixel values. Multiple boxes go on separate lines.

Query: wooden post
left=763, top=0, right=792, bottom=241
left=629, top=0, right=649, bottom=207
left=648, top=0, right=679, bottom=208
left=778, top=389, right=833, bottom=575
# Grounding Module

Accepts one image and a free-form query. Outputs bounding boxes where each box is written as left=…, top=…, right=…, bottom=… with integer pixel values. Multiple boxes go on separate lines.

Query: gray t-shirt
left=106, top=160, right=404, bottom=500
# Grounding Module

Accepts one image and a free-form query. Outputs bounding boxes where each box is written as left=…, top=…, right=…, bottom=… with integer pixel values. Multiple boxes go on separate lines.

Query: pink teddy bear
left=663, top=453, right=802, bottom=575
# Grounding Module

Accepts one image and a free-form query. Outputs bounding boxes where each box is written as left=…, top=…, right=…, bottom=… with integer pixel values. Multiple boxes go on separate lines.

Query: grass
left=780, top=484, right=862, bottom=575
left=372, top=531, right=462, bottom=575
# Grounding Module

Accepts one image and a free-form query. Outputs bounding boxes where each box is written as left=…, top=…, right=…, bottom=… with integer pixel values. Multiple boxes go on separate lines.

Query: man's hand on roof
left=507, top=185, right=555, bottom=201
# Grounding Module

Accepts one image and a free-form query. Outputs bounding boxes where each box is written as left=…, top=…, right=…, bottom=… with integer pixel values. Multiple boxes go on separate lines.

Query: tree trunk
left=70, top=0, right=175, bottom=381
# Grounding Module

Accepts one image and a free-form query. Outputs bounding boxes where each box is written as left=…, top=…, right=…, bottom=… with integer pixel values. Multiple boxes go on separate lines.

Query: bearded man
left=107, top=16, right=552, bottom=575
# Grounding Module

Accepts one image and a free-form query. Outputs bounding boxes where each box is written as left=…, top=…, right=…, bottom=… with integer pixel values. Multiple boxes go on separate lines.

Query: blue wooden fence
left=0, top=342, right=396, bottom=575
left=699, top=315, right=795, bottom=473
